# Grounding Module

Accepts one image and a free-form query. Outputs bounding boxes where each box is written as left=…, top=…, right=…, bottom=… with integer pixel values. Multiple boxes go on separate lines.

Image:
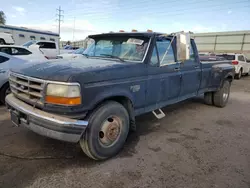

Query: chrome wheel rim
left=99, top=116, right=122, bottom=147
left=223, top=84, right=229, bottom=102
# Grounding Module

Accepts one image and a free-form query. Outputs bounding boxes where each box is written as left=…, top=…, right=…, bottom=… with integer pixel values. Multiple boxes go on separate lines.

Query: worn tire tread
left=204, top=92, right=213, bottom=105
left=80, top=101, right=129, bottom=160
left=213, top=80, right=230, bottom=108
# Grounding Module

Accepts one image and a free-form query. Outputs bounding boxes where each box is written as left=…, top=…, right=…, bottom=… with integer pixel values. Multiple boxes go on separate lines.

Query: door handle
left=194, top=66, right=199, bottom=69
left=174, top=67, right=180, bottom=71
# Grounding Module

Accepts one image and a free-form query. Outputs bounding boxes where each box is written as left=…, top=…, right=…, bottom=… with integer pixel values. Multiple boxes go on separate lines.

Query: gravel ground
left=0, top=77, right=250, bottom=188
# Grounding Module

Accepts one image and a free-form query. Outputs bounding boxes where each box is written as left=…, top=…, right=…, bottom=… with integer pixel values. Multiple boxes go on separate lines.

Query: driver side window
left=150, top=39, right=175, bottom=66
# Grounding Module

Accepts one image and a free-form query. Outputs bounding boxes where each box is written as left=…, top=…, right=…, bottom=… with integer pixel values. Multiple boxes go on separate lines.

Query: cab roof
left=89, top=32, right=164, bottom=38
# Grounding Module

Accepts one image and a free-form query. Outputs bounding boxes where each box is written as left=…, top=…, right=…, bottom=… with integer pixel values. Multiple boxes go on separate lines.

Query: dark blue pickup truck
left=6, top=31, right=234, bottom=160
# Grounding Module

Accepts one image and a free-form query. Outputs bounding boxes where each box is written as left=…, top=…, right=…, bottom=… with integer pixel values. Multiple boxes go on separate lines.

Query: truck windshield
left=23, top=40, right=37, bottom=47
left=84, top=36, right=150, bottom=62
left=73, top=47, right=85, bottom=54
left=217, top=54, right=235, bottom=60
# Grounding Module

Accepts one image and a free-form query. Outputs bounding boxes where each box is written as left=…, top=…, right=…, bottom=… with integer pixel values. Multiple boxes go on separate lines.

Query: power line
left=63, top=1, right=249, bottom=22
left=63, top=0, right=249, bottom=16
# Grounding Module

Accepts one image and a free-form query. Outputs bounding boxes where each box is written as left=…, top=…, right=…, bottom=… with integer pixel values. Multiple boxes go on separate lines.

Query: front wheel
left=213, top=80, right=231, bottom=108
left=80, top=101, right=129, bottom=160
left=0, top=39, right=5, bottom=45
left=0, top=83, right=10, bottom=104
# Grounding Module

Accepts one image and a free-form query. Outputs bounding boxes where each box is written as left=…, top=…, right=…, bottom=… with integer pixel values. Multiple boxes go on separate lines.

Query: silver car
left=0, top=52, right=27, bottom=103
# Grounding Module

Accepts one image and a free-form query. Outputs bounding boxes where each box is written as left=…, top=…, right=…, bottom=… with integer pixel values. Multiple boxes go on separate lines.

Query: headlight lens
left=45, top=83, right=81, bottom=105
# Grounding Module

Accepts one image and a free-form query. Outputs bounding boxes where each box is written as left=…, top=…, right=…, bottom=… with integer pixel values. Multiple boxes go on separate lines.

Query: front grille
left=9, top=73, right=45, bottom=107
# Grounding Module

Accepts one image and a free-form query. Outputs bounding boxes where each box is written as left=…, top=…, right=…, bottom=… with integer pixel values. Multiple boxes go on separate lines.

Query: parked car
left=217, top=53, right=250, bottom=79
left=199, top=54, right=226, bottom=61
left=0, top=52, right=29, bottom=103
left=56, top=47, right=86, bottom=59
left=0, top=32, right=15, bottom=45
left=0, top=45, right=47, bottom=62
left=6, top=31, right=234, bottom=160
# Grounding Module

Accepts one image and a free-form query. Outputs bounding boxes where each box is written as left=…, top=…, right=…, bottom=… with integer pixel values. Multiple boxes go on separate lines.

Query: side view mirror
left=176, top=32, right=190, bottom=62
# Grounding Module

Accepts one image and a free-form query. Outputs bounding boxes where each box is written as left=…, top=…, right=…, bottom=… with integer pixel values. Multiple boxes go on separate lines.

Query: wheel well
left=92, top=96, right=136, bottom=131
left=226, top=75, right=233, bottom=82
left=0, top=82, right=9, bottom=92
left=0, top=38, right=5, bottom=43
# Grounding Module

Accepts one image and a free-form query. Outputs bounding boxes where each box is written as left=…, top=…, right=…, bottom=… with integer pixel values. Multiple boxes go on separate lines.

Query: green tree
left=0, top=11, right=6, bottom=25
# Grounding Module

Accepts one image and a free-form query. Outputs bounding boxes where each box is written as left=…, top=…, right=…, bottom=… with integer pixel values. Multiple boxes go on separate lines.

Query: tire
left=0, top=83, right=10, bottom=104
left=80, top=101, right=129, bottom=160
left=213, top=80, right=231, bottom=108
left=235, top=69, right=242, bottom=79
left=204, top=92, right=213, bottom=105
left=0, top=39, right=5, bottom=45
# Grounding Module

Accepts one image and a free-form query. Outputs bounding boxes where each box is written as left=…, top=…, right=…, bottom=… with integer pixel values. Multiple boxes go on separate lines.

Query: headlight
left=45, top=83, right=81, bottom=105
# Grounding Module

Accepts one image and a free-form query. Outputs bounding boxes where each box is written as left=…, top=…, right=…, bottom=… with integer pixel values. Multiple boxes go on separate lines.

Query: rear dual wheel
left=80, top=101, right=129, bottom=160
left=204, top=80, right=231, bottom=108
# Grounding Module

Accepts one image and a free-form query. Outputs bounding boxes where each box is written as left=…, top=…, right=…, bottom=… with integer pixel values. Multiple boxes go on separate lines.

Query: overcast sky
left=1, top=0, right=250, bottom=41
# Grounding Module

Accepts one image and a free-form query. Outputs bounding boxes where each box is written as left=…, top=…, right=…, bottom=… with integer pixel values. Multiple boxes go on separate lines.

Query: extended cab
left=6, top=32, right=235, bottom=160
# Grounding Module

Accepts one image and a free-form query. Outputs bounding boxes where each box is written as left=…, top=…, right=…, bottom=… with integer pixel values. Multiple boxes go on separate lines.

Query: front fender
left=90, top=87, right=135, bottom=109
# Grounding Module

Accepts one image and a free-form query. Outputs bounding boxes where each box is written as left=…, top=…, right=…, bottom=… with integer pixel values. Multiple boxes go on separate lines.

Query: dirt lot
left=0, top=77, right=250, bottom=188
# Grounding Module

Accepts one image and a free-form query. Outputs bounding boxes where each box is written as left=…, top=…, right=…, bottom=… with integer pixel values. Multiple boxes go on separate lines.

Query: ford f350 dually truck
left=6, top=31, right=234, bottom=160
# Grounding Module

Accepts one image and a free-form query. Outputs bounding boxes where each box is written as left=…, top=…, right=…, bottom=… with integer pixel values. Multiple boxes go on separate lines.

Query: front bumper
left=6, top=94, right=88, bottom=143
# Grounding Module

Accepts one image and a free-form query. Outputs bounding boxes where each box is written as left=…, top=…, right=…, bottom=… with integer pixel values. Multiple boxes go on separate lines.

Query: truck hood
left=10, top=58, right=140, bottom=82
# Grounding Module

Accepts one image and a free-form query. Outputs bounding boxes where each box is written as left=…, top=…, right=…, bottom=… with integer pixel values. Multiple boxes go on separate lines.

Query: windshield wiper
left=100, top=54, right=125, bottom=62
left=82, top=53, right=89, bottom=58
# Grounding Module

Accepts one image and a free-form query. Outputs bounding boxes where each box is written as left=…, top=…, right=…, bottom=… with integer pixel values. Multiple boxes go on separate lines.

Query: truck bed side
left=199, top=61, right=234, bottom=94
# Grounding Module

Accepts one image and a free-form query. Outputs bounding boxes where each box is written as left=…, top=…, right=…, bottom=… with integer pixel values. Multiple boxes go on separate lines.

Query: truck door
left=146, top=37, right=181, bottom=109
left=179, top=39, right=201, bottom=98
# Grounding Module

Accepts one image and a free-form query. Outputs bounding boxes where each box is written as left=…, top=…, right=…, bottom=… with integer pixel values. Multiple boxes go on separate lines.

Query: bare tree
left=0, top=11, right=6, bottom=25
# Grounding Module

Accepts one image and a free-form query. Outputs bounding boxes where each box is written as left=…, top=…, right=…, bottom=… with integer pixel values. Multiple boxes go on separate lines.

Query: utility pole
left=72, top=17, right=76, bottom=47
left=56, top=6, right=64, bottom=50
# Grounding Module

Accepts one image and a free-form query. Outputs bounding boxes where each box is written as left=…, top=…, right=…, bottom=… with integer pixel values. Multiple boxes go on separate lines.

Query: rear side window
left=11, top=47, right=32, bottom=55
left=0, top=55, right=9, bottom=63
left=238, top=55, right=245, bottom=61
left=37, top=42, right=56, bottom=49
left=0, top=47, right=11, bottom=55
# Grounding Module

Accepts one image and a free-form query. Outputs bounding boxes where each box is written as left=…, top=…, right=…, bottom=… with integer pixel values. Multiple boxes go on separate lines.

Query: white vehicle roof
left=0, top=45, right=30, bottom=48
left=0, top=32, right=12, bottom=37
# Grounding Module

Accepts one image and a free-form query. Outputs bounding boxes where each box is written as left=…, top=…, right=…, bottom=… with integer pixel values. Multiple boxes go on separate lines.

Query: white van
left=0, top=32, right=15, bottom=45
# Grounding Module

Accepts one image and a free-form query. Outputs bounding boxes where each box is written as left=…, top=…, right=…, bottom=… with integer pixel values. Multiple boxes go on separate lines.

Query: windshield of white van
left=84, top=36, right=150, bottom=62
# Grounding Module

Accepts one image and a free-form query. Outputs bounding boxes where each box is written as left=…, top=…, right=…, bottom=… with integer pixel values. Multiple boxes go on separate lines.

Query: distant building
left=60, top=38, right=94, bottom=48
left=192, top=30, right=250, bottom=58
left=0, top=24, right=59, bottom=45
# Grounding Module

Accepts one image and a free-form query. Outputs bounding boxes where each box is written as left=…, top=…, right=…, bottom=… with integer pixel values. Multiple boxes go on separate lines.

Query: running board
left=152, top=109, right=165, bottom=119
